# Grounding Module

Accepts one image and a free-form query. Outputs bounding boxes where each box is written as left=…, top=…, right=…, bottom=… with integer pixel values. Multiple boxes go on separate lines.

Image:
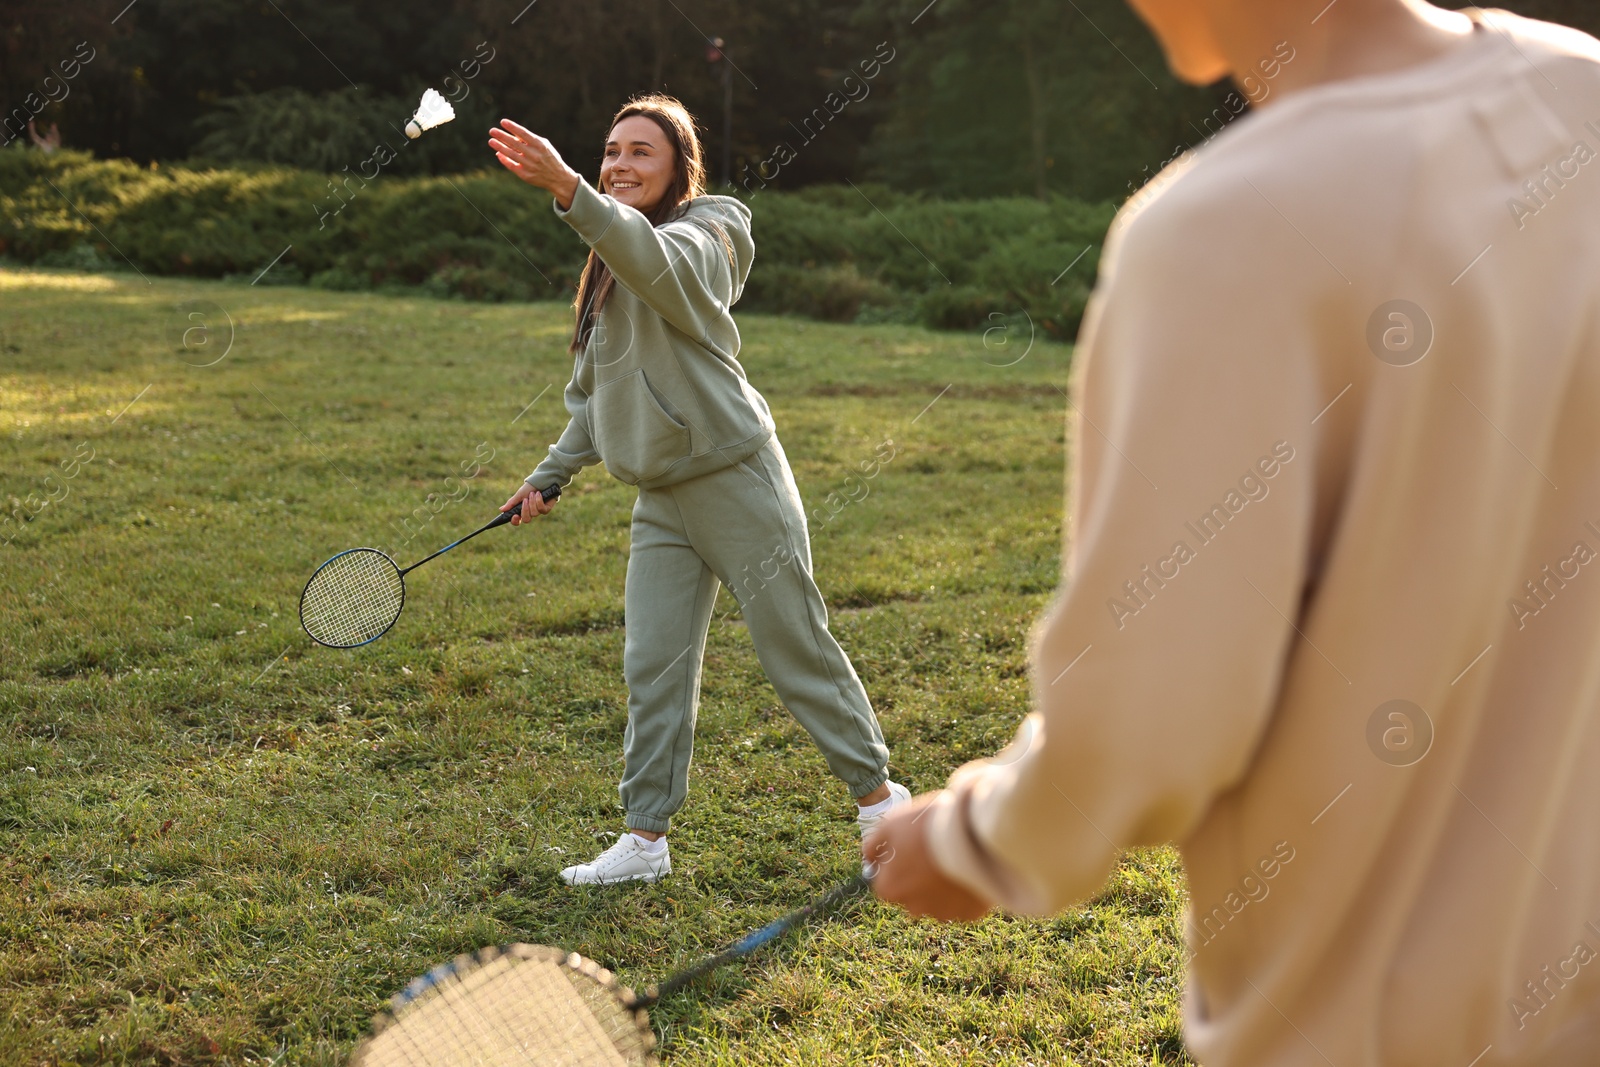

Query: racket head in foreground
left=351, top=944, right=657, bottom=1067
left=299, top=548, right=406, bottom=649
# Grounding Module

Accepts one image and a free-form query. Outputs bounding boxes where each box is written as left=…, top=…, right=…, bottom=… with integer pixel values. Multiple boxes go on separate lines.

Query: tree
left=852, top=0, right=1233, bottom=201
left=4, top=0, right=1598, bottom=195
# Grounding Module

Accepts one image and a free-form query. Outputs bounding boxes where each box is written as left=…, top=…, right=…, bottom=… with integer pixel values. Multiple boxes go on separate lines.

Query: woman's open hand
left=502, top=481, right=557, bottom=527
left=489, top=119, right=581, bottom=208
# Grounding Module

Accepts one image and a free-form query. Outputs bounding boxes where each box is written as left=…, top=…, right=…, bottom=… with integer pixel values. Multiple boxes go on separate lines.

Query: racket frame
left=353, top=943, right=657, bottom=1067
left=298, top=483, right=562, bottom=650
left=298, top=547, right=407, bottom=649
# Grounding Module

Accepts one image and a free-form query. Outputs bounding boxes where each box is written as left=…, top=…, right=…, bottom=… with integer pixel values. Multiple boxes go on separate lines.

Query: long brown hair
left=569, top=94, right=709, bottom=354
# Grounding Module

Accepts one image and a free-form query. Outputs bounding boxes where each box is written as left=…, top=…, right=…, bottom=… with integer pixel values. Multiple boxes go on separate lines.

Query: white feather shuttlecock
left=404, top=89, right=455, bottom=139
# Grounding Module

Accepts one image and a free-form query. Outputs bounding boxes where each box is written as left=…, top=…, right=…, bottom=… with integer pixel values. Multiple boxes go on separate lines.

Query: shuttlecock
left=404, top=88, right=455, bottom=139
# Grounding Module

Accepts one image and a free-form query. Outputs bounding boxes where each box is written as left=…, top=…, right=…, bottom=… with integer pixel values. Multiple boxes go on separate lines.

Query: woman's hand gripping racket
left=349, top=870, right=874, bottom=1066
left=299, top=484, right=562, bottom=649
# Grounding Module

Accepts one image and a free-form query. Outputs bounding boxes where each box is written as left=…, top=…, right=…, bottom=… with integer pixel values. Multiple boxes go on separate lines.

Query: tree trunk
left=1020, top=35, right=1048, bottom=200
left=651, top=0, right=667, bottom=88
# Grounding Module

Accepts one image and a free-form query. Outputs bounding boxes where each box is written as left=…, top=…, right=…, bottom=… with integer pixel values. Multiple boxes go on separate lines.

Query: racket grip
left=492, top=483, right=562, bottom=527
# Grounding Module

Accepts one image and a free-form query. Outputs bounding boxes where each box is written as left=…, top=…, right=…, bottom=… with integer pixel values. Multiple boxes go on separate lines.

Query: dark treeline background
left=7, top=0, right=1597, bottom=203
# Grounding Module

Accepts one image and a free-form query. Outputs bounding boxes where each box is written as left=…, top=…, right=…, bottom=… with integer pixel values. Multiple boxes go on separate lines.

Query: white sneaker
left=856, top=781, right=912, bottom=836
left=560, top=834, right=671, bottom=886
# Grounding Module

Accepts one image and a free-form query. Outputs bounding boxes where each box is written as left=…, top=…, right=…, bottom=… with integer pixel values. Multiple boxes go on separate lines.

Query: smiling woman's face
left=600, top=115, right=677, bottom=214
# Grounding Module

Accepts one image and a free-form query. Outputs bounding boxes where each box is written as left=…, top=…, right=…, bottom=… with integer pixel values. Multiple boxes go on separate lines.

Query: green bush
left=741, top=262, right=898, bottom=323
left=191, top=87, right=419, bottom=174
left=0, top=148, right=1115, bottom=338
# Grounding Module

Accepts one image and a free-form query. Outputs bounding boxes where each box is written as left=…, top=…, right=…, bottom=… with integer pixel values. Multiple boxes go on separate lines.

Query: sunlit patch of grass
left=0, top=268, right=121, bottom=291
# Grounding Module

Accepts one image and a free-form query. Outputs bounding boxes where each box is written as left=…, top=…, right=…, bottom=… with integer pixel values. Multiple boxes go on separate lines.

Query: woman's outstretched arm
left=489, top=119, right=745, bottom=343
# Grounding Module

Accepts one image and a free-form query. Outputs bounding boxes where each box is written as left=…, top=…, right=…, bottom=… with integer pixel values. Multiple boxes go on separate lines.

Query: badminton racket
left=300, top=484, right=562, bottom=649
left=349, top=870, right=873, bottom=1066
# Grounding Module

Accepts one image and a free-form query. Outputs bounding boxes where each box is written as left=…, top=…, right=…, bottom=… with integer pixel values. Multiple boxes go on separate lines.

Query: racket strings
left=300, top=549, right=405, bottom=648
left=356, top=947, right=654, bottom=1067
left=397, top=960, right=506, bottom=1062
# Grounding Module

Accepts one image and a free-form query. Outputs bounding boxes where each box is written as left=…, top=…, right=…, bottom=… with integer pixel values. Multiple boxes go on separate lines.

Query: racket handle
left=630, top=870, right=873, bottom=1009
left=490, top=483, right=562, bottom=528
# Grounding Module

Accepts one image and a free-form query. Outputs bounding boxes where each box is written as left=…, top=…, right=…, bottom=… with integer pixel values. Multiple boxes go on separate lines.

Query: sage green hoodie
left=524, top=181, right=771, bottom=491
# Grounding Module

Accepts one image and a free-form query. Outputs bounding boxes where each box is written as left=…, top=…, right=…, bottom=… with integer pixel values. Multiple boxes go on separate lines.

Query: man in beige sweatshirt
left=868, top=2, right=1600, bottom=1064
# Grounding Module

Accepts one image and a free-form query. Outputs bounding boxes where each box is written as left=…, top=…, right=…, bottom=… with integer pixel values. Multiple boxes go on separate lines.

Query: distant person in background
left=27, top=121, right=60, bottom=153
left=868, top=1, right=1600, bottom=1065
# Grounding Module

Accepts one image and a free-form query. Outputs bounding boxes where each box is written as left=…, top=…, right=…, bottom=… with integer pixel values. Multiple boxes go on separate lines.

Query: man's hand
left=864, top=792, right=992, bottom=921
left=502, top=482, right=556, bottom=527
left=488, top=119, right=582, bottom=208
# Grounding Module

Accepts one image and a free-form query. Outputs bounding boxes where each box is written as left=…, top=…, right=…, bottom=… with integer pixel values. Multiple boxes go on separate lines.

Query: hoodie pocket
left=590, top=369, right=692, bottom=484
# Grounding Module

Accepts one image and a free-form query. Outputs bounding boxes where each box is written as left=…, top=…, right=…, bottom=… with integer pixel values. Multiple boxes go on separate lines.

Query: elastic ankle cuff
left=849, top=769, right=890, bottom=800
left=625, top=812, right=671, bottom=834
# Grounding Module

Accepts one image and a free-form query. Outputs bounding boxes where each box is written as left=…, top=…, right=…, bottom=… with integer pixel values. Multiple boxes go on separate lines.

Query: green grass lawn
left=0, top=268, right=1192, bottom=1066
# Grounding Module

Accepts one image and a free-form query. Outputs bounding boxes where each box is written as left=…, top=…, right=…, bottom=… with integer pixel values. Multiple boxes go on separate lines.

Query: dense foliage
left=0, top=148, right=1113, bottom=338
left=11, top=1, right=1590, bottom=203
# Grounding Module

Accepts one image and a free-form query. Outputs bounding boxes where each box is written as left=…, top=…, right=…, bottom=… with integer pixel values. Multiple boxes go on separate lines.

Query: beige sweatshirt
left=924, top=10, right=1600, bottom=1066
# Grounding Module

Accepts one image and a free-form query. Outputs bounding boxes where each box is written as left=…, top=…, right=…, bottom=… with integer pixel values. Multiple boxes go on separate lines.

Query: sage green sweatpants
left=619, top=437, right=889, bottom=833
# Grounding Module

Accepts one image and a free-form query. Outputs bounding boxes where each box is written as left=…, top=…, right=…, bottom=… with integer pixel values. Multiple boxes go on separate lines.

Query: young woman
left=488, top=94, right=908, bottom=886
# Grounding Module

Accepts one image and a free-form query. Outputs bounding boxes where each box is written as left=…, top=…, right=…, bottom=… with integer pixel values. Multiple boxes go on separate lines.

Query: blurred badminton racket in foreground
left=300, top=485, right=561, bottom=649
left=350, top=870, right=873, bottom=1066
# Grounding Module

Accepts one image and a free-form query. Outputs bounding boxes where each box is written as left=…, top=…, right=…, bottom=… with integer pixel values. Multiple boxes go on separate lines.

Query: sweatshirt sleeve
left=553, top=181, right=738, bottom=343
left=923, top=182, right=1325, bottom=915
left=525, top=362, right=601, bottom=491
